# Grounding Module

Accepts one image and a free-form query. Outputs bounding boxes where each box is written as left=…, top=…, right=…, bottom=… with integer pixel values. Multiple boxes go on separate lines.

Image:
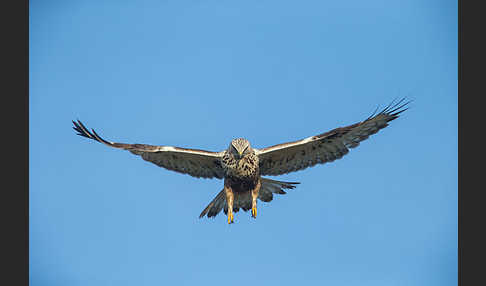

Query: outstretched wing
left=72, top=120, right=225, bottom=179
left=255, top=98, right=410, bottom=176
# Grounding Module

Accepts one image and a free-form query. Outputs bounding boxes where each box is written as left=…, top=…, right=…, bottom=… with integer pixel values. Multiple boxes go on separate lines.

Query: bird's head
left=229, top=138, right=252, bottom=160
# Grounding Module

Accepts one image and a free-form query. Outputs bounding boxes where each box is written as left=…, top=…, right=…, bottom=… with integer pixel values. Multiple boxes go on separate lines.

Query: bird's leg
left=251, top=179, right=261, bottom=218
left=251, top=201, right=257, bottom=218
left=225, top=186, right=234, bottom=224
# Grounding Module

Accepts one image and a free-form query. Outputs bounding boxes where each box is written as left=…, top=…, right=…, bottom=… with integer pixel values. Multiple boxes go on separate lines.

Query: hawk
left=72, top=98, right=409, bottom=224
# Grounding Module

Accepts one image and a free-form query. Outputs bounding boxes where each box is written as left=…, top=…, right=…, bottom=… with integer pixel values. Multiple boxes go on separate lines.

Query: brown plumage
left=73, top=98, right=410, bottom=224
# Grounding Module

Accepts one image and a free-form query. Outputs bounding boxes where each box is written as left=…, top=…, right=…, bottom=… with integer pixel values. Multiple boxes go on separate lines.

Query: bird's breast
left=235, top=154, right=259, bottom=178
left=222, top=153, right=259, bottom=180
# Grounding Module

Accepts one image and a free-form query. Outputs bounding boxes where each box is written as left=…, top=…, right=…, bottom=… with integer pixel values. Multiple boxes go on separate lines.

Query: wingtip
left=376, top=97, right=412, bottom=120
left=71, top=119, right=106, bottom=143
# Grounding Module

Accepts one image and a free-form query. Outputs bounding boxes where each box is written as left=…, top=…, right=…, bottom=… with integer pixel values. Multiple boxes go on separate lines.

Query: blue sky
left=30, top=1, right=457, bottom=285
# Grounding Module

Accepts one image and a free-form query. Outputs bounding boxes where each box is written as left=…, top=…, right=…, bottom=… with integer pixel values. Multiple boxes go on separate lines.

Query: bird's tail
left=198, top=178, right=300, bottom=219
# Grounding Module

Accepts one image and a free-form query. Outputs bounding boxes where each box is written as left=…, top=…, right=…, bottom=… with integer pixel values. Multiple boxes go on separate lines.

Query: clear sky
left=30, top=1, right=457, bottom=285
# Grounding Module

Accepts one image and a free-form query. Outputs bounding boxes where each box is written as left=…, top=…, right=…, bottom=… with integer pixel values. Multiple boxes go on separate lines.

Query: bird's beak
left=238, top=151, right=243, bottom=158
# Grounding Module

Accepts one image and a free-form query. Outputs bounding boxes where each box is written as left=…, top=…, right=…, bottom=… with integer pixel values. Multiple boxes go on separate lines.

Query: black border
left=2, top=0, right=29, bottom=285
left=458, top=1, right=461, bottom=283
left=458, top=0, right=484, bottom=285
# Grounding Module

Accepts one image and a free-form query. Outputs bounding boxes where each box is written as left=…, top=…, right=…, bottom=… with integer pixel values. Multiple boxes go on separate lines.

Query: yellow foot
left=227, top=212, right=234, bottom=224
left=251, top=206, right=257, bottom=218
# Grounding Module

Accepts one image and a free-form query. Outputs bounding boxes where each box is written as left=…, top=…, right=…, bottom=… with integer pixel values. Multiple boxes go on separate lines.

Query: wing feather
left=72, top=120, right=225, bottom=179
left=256, top=98, right=410, bottom=176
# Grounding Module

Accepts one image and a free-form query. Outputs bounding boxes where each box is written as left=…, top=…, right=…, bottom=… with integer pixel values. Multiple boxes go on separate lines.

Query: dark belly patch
left=226, top=176, right=258, bottom=193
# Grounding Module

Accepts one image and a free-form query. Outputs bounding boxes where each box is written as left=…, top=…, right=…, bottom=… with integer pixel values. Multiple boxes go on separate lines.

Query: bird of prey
left=73, top=98, right=409, bottom=224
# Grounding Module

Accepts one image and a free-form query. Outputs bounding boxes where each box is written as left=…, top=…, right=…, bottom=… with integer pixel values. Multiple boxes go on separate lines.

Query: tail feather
left=199, top=189, right=226, bottom=218
left=198, top=178, right=300, bottom=219
left=258, top=178, right=300, bottom=202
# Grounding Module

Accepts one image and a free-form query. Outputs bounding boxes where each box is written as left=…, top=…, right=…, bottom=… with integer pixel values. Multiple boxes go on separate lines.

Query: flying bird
left=73, top=98, right=409, bottom=224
